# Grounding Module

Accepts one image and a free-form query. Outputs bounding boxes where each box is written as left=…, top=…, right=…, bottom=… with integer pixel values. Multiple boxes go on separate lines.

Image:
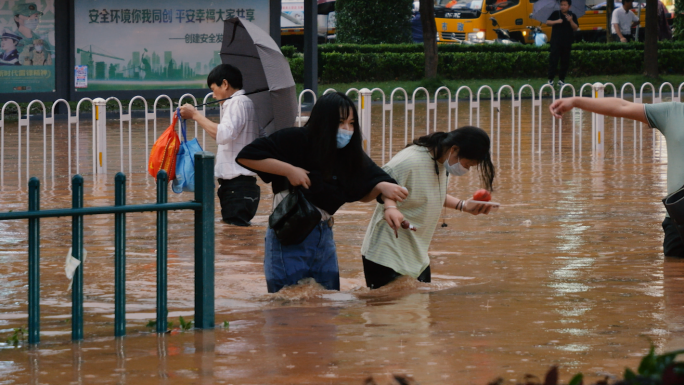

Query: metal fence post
left=592, top=82, right=605, bottom=160
left=359, top=88, right=372, bottom=154
left=156, top=170, right=168, bottom=333
left=72, top=175, right=84, bottom=340
left=93, top=98, right=107, bottom=174
left=194, top=151, right=215, bottom=329
left=28, top=177, right=40, bottom=344
left=114, top=172, right=126, bottom=337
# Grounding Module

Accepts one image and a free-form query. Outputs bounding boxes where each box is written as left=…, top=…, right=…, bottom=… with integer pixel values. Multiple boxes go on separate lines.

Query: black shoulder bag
left=269, top=187, right=322, bottom=246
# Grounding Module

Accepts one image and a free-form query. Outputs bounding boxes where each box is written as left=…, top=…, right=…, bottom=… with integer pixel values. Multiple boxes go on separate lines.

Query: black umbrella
left=318, top=0, right=336, bottom=15
left=221, top=17, right=297, bottom=135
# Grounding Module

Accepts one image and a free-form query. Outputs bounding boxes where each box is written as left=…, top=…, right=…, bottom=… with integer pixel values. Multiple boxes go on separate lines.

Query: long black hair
left=411, top=126, right=495, bottom=191
left=305, top=92, right=364, bottom=177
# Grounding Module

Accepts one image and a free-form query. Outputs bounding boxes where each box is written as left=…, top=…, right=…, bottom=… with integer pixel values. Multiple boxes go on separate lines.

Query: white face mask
left=34, top=45, right=43, bottom=52
left=25, top=18, right=40, bottom=31
left=443, top=149, right=470, bottom=176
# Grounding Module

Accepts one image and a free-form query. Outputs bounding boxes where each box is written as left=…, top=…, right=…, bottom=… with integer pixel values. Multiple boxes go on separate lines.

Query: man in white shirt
left=611, top=1, right=640, bottom=42
left=180, top=64, right=260, bottom=226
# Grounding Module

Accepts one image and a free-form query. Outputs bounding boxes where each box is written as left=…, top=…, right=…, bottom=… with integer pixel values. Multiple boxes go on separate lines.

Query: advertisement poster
left=281, top=0, right=336, bottom=35
left=0, top=0, right=56, bottom=93
left=74, top=0, right=269, bottom=91
left=74, top=65, right=87, bottom=88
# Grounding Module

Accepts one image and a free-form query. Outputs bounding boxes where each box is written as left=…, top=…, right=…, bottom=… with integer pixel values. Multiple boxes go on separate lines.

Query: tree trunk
left=644, top=0, right=658, bottom=77
left=606, top=0, right=615, bottom=42
left=420, top=0, right=438, bottom=79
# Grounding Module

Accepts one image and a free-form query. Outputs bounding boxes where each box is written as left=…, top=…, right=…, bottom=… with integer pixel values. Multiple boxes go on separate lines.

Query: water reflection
left=194, top=330, right=215, bottom=385
left=663, top=258, right=684, bottom=352
left=0, top=102, right=682, bottom=384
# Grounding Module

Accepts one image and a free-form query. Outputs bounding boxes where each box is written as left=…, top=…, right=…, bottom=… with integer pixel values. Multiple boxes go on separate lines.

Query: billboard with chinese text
left=0, top=0, right=56, bottom=94
left=74, top=0, right=269, bottom=91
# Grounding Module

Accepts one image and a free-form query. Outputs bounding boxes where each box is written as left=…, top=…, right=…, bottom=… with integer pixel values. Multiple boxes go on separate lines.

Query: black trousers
left=362, top=255, right=431, bottom=289
left=217, top=175, right=260, bottom=226
left=547, top=43, right=572, bottom=82
left=663, top=217, right=684, bottom=258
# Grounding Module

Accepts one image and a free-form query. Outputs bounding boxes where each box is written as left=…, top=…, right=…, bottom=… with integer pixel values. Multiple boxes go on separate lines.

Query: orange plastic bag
left=149, top=111, right=180, bottom=180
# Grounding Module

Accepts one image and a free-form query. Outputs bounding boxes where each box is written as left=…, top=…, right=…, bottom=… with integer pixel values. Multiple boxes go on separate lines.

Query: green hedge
left=335, top=0, right=413, bottom=44
left=287, top=49, right=684, bottom=83
left=281, top=41, right=684, bottom=57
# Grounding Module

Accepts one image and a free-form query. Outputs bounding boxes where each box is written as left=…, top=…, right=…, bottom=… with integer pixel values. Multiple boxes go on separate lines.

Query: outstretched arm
left=549, top=97, right=649, bottom=125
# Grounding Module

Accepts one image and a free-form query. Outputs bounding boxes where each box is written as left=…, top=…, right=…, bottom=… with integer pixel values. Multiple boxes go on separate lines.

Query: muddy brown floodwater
left=1, top=97, right=683, bottom=384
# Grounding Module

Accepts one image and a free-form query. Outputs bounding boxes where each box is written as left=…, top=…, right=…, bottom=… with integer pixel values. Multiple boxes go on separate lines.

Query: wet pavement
left=1, top=98, right=683, bottom=384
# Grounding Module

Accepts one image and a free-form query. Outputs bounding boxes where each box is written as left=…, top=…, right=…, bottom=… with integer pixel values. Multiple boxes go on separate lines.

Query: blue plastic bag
left=172, top=108, right=204, bottom=193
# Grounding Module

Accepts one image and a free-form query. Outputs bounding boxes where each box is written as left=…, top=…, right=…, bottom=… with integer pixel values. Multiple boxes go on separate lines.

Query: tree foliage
left=675, top=0, right=684, bottom=40
left=335, top=0, right=414, bottom=44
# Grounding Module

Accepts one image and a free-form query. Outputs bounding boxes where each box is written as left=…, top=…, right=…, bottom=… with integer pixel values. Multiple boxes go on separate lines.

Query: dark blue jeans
left=264, top=220, right=340, bottom=293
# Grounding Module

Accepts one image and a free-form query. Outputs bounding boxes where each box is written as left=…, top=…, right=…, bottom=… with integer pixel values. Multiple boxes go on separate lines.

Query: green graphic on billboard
left=0, top=0, right=56, bottom=93
left=74, top=0, right=269, bottom=91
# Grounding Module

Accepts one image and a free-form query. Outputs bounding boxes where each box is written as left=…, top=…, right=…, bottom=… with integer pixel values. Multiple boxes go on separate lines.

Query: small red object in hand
left=472, top=189, right=491, bottom=202
left=401, top=220, right=417, bottom=231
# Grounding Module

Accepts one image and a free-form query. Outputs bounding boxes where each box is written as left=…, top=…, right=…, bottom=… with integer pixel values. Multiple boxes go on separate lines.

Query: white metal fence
left=0, top=82, right=679, bottom=190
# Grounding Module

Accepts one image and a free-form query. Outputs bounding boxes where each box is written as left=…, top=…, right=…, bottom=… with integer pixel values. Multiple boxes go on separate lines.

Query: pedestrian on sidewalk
left=546, top=0, right=578, bottom=88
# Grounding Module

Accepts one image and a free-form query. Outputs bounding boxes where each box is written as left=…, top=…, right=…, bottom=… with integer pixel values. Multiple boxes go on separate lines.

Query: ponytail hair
left=412, top=126, right=495, bottom=191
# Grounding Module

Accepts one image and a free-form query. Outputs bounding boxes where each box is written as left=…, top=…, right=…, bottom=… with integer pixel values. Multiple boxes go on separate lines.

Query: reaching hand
left=287, top=166, right=311, bottom=189
left=549, top=98, right=575, bottom=119
left=378, top=182, right=409, bottom=202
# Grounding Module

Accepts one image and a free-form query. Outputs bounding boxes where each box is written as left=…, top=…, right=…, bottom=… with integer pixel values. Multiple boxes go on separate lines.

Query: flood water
left=1, top=97, right=683, bottom=384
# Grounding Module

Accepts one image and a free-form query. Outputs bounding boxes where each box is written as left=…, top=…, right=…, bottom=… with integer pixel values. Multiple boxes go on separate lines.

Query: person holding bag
left=361, top=127, right=496, bottom=289
left=180, top=64, right=260, bottom=226
left=237, top=92, right=408, bottom=293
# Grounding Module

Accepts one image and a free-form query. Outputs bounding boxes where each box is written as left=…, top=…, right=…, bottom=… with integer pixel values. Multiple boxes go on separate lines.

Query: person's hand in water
left=377, top=182, right=409, bottom=202
left=286, top=166, right=311, bottom=189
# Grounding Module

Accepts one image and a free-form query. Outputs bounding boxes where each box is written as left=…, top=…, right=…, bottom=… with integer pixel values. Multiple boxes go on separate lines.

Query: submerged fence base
left=0, top=152, right=216, bottom=344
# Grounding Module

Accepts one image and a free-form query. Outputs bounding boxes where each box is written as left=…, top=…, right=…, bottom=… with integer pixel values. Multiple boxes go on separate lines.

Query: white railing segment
left=1, top=82, right=682, bottom=189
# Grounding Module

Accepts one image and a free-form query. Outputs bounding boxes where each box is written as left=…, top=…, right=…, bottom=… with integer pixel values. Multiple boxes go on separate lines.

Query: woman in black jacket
left=237, top=92, right=407, bottom=293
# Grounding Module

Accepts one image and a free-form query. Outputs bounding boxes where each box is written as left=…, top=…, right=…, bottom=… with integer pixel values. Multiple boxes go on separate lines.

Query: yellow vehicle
left=281, top=0, right=336, bottom=49
left=434, top=0, right=647, bottom=44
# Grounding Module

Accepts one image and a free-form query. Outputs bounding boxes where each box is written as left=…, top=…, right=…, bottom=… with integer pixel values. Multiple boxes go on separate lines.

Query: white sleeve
left=611, top=10, right=619, bottom=25
left=215, top=99, right=248, bottom=145
left=632, top=12, right=639, bottom=21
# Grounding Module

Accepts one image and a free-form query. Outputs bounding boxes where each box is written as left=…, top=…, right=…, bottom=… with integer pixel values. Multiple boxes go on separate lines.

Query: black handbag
left=663, top=184, right=684, bottom=241
left=269, top=187, right=322, bottom=246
